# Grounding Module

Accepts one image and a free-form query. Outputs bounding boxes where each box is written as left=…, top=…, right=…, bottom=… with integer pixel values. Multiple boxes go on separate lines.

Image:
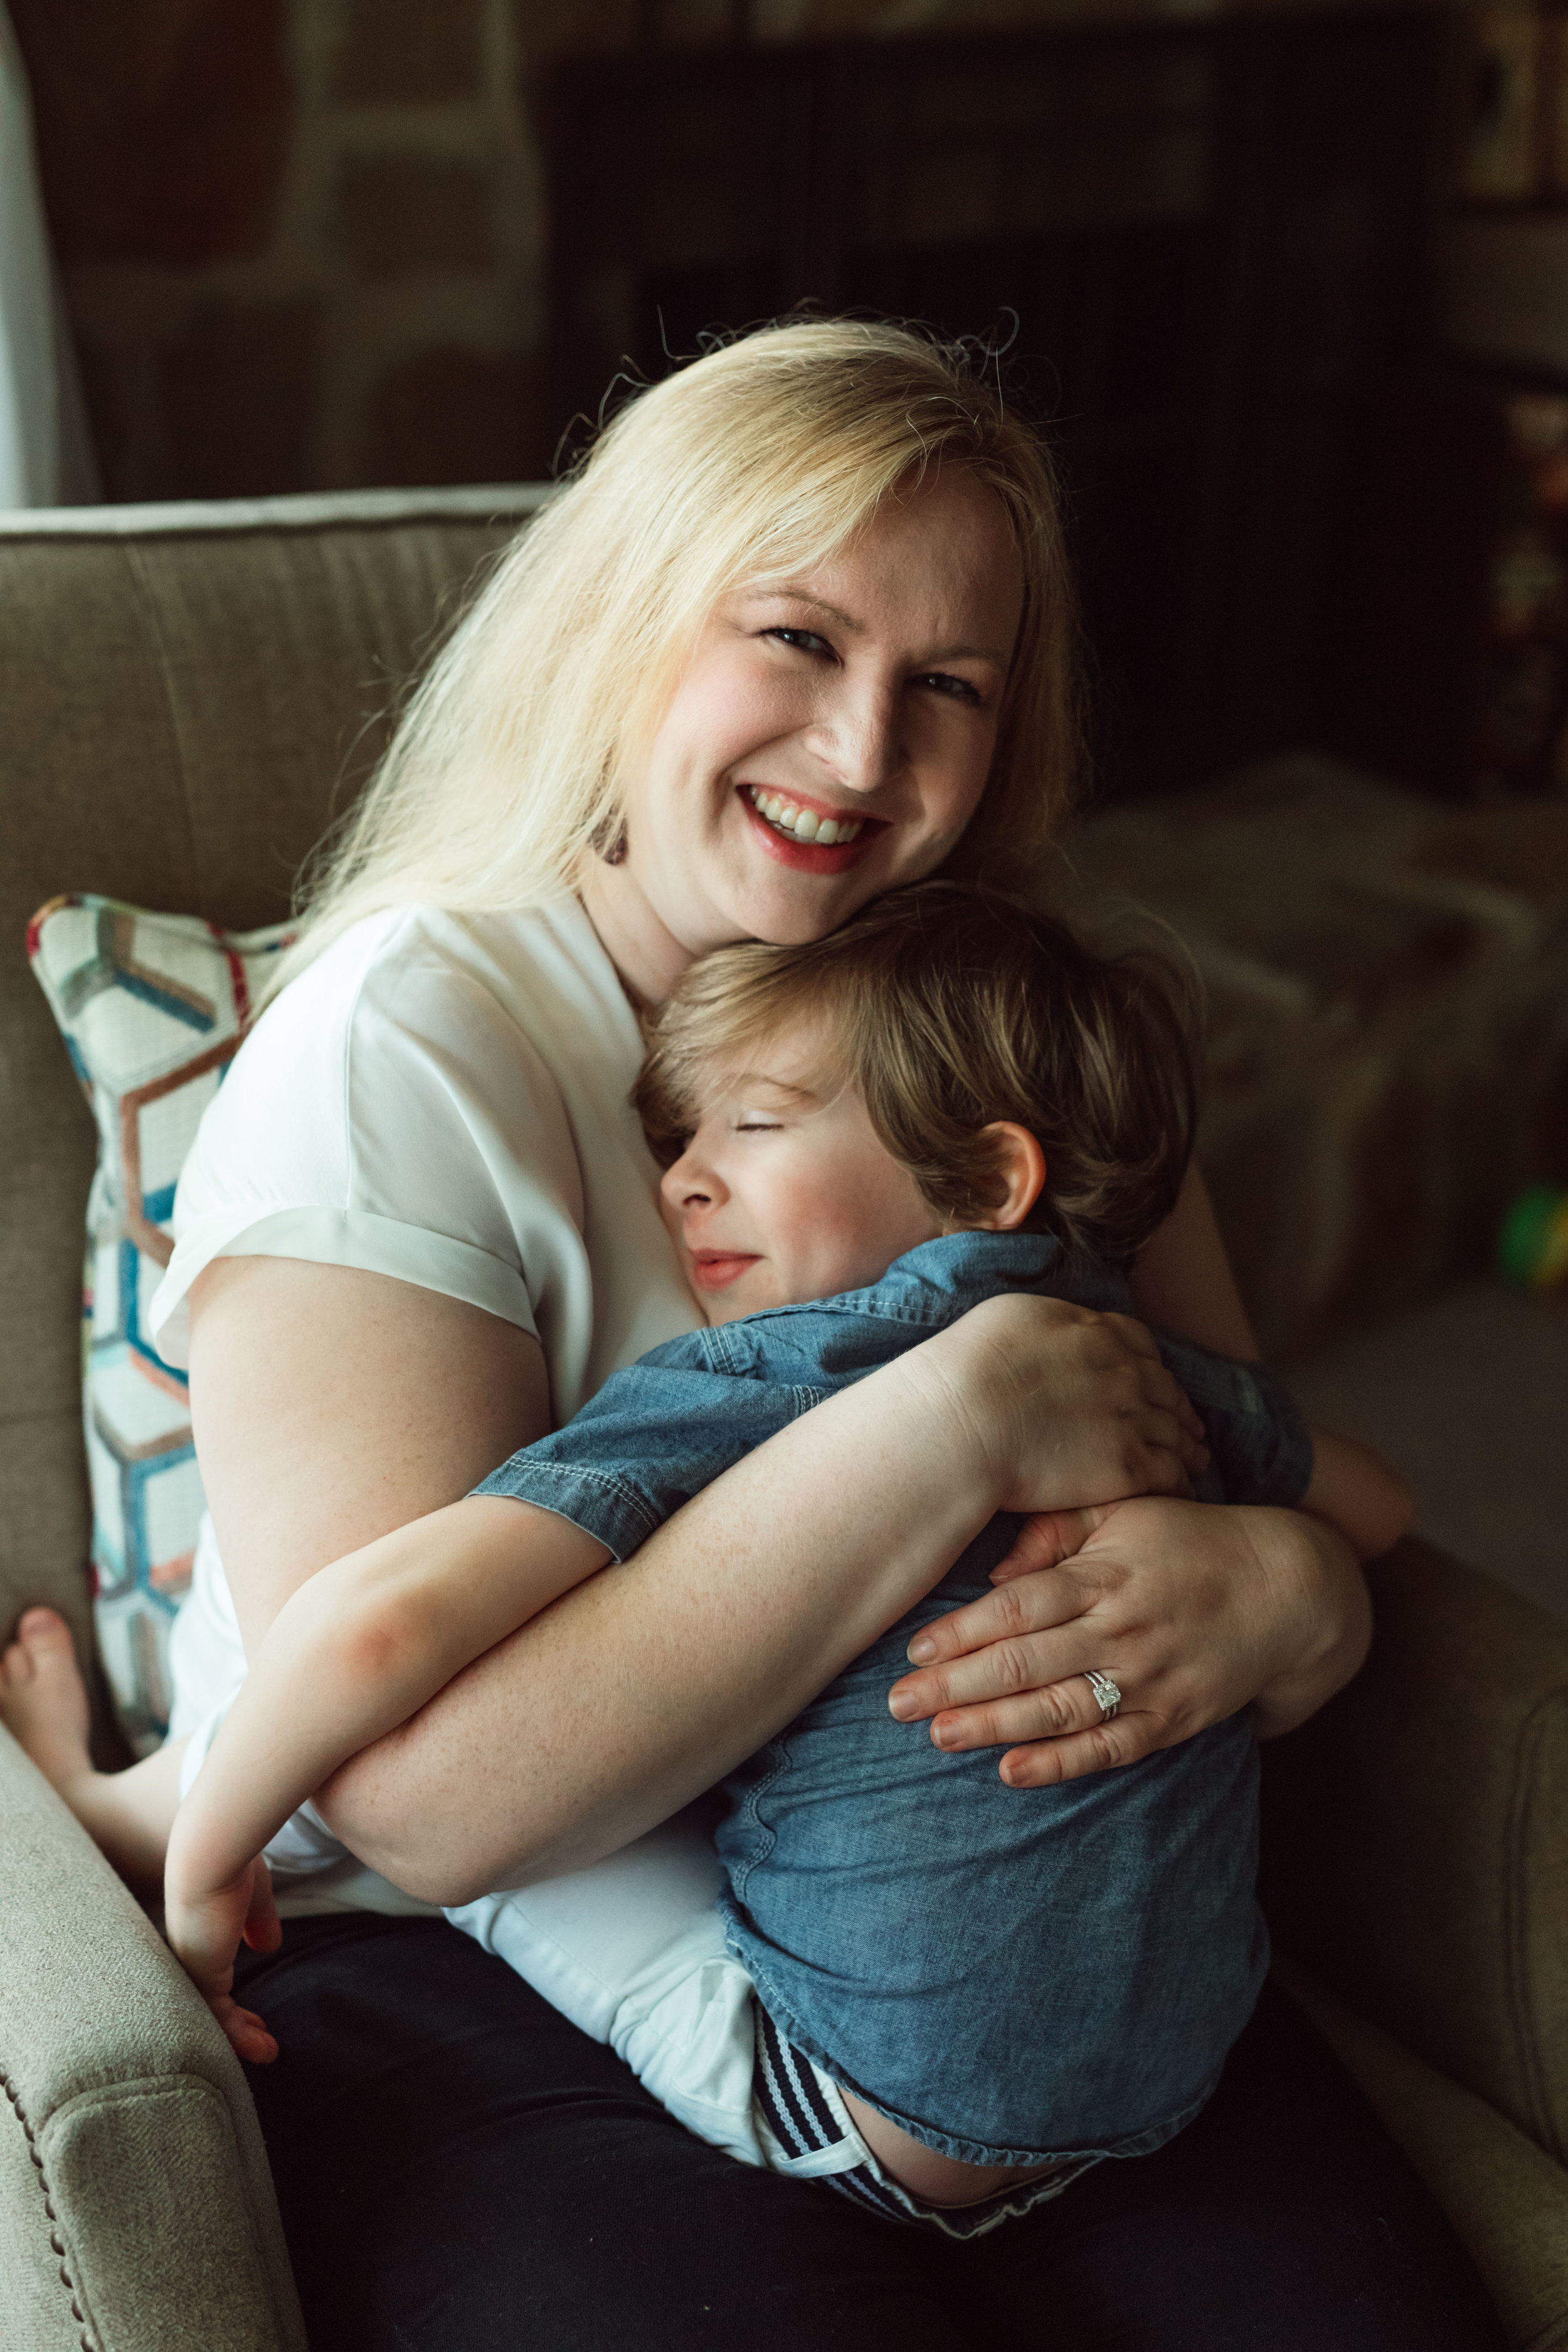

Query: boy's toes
left=11, top=1608, right=78, bottom=1680
left=0, top=1609, right=93, bottom=1786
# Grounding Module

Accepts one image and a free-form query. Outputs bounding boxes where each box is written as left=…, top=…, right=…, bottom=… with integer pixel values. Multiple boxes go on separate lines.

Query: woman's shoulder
left=156, top=896, right=639, bottom=1364
left=270, top=897, right=615, bottom=1032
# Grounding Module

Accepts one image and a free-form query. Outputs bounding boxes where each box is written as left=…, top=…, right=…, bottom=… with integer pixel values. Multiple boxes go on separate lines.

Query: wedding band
left=1083, top=1669, right=1121, bottom=1722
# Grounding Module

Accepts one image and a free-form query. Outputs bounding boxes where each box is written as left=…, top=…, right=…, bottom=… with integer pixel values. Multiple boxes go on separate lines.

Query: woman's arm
left=886, top=1170, right=1379, bottom=1783
left=1128, top=1165, right=1260, bottom=1360
left=188, top=1261, right=1207, bottom=1903
left=188, top=1255, right=554, bottom=1651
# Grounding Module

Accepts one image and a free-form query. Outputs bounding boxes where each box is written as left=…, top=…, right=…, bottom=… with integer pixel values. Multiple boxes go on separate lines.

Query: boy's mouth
left=739, top=784, right=884, bottom=874
left=689, top=1248, right=761, bottom=1292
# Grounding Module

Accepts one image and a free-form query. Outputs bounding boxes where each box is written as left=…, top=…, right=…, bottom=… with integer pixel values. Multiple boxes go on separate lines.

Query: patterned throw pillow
left=28, top=895, right=294, bottom=1753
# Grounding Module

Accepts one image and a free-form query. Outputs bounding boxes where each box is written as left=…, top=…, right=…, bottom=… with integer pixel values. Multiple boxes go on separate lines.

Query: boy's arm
left=164, top=1496, right=608, bottom=2046
left=1121, top=1337, right=1414, bottom=1562
left=1300, top=1427, right=1415, bottom=1562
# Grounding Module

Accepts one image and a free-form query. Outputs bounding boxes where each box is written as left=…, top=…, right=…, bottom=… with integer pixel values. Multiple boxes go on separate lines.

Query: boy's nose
left=661, top=1149, right=726, bottom=1212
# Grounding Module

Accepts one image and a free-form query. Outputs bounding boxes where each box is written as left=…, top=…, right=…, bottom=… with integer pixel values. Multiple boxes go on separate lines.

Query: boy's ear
left=973, top=1123, right=1047, bottom=1231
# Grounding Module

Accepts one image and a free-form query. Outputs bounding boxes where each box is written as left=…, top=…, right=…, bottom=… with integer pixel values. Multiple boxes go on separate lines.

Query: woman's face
left=585, top=470, right=1025, bottom=999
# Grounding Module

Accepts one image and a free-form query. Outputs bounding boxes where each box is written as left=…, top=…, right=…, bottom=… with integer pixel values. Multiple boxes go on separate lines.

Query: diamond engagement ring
left=1083, top=1669, right=1122, bottom=1721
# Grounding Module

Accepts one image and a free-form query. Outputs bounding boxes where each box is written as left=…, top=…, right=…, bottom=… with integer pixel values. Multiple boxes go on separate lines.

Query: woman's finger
left=1130, top=1440, right=1196, bottom=1499
left=1097, top=1310, right=1162, bottom=1364
left=988, top=1507, right=1109, bottom=1585
left=892, top=1619, right=1120, bottom=1725
left=926, top=1671, right=1123, bottom=1753
left=900, top=1560, right=1095, bottom=1675
left=1136, top=1372, right=1208, bottom=1456
left=999, top=1714, right=1160, bottom=1786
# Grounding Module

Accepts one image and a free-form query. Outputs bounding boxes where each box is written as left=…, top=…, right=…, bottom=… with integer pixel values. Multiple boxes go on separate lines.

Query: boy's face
left=659, top=1025, right=945, bottom=1323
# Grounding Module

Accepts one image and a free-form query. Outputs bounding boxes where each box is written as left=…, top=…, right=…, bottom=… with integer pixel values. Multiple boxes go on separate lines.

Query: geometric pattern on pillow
left=28, top=894, right=294, bottom=1753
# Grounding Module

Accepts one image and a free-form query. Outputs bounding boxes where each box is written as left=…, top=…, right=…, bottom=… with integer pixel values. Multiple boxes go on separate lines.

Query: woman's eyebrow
left=922, top=638, right=1011, bottom=669
left=743, top=586, right=862, bottom=633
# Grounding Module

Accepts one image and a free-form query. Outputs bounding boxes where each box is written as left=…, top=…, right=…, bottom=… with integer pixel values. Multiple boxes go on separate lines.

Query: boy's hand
left=953, top=1295, right=1209, bottom=1510
left=164, top=1852, right=282, bottom=2066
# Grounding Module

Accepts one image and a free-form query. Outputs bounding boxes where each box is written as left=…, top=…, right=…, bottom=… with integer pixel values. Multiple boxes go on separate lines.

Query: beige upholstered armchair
left=1, top=492, right=1564, bottom=2352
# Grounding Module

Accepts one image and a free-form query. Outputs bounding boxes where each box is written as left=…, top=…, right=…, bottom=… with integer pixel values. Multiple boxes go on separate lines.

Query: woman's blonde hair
left=269, top=317, right=1083, bottom=997
left=636, top=881, right=1197, bottom=1272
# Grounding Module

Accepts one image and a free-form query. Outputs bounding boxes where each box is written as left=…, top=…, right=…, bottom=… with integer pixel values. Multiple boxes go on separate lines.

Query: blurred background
left=4, top=0, right=1567, bottom=1609
left=11, top=0, right=1568, bottom=801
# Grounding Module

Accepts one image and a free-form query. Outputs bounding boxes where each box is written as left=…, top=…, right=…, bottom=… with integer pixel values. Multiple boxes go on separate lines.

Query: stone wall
left=11, top=0, right=1418, bottom=503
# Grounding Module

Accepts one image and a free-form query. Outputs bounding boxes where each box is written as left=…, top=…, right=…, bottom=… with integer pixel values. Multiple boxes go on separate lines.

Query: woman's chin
left=712, top=852, right=888, bottom=948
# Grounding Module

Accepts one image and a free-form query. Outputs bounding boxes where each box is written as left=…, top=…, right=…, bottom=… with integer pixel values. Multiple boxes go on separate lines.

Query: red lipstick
left=737, top=785, right=885, bottom=876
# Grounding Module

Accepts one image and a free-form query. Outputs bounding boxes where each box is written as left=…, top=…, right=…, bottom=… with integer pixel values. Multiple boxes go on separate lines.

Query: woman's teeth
left=746, top=786, right=864, bottom=847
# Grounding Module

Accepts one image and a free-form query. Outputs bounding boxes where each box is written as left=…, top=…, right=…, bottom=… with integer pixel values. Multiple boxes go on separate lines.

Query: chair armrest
left=1260, top=1535, right=1568, bottom=2168
left=1276, top=1956, right=1568, bottom=2352
left=0, top=1722, right=306, bottom=2352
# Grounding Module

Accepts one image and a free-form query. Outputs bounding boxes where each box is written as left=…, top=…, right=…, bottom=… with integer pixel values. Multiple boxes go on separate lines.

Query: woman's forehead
left=739, top=481, right=1022, bottom=652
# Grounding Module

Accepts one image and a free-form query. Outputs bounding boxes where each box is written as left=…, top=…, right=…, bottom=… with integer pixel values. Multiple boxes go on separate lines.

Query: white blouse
left=151, top=898, right=699, bottom=1405
left=143, top=897, right=831, bottom=2166
left=149, top=898, right=702, bottom=1909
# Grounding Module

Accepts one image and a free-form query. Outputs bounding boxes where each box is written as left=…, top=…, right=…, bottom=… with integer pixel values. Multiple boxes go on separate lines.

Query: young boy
left=161, top=881, right=1409, bottom=2233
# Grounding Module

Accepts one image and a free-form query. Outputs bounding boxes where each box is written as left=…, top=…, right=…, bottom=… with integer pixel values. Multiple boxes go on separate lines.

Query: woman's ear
left=973, top=1123, right=1047, bottom=1231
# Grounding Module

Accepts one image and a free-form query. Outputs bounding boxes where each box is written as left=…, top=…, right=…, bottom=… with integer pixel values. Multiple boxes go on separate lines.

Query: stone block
left=1054, top=757, right=1568, bottom=1354
left=9, top=0, right=292, bottom=267
left=368, top=346, right=544, bottom=486
left=332, top=0, right=484, bottom=103
left=159, top=299, right=320, bottom=497
left=336, top=156, right=496, bottom=279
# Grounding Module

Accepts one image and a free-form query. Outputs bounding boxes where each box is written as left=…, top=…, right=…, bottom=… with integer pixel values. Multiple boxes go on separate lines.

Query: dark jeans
left=235, top=1914, right=1505, bottom=2352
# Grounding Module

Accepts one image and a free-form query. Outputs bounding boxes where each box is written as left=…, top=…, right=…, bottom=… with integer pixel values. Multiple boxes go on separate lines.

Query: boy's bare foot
left=1, top=1607, right=184, bottom=1895
left=0, top=1607, right=95, bottom=1798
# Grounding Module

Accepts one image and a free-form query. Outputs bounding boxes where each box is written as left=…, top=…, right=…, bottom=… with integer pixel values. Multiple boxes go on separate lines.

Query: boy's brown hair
left=635, top=879, right=1199, bottom=1271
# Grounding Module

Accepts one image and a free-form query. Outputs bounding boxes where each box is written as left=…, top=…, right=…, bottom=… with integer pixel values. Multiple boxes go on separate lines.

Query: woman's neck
left=578, top=861, right=700, bottom=1011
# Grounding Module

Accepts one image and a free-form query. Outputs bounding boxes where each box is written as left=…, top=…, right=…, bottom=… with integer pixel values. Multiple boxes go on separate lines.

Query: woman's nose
left=815, top=674, right=904, bottom=797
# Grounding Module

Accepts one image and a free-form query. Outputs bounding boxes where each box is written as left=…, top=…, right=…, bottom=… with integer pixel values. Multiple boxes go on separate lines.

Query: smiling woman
left=260, top=319, right=1080, bottom=1011
left=0, top=319, right=1501, bottom=2351
left=583, top=469, right=1027, bottom=996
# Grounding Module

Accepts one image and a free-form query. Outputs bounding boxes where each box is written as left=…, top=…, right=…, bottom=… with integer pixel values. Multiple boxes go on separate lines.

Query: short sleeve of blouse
left=148, top=908, right=595, bottom=1369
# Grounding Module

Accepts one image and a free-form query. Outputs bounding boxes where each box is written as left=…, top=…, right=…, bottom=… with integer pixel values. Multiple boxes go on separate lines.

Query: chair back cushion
left=28, top=896, right=295, bottom=1750
left=0, top=487, right=545, bottom=1752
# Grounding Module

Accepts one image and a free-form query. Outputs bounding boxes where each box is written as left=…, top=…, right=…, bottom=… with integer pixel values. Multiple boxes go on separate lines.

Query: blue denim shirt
left=476, top=1231, right=1311, bottom=2164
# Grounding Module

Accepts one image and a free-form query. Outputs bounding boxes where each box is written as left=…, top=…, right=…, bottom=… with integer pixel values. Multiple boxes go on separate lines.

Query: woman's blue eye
left=921, top=672, right=982, bottom=706
left=765, top=628, right=832, bottom=658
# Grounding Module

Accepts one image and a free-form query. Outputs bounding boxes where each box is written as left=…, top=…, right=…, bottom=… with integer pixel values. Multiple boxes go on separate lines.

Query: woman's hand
left=886, top=1495, right=1372, bottom=1786
left=926, top=1292, right=1211, bottom=1512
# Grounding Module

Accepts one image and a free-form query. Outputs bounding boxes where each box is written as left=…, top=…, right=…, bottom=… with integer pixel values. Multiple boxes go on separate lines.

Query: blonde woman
left=3, top=322, right=1500, bottom=2351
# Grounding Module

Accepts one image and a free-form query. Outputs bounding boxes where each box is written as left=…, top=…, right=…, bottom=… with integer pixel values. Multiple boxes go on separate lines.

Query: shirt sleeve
left=148, top=912, right=574, bottom=1367
left=1154, top=1336, right=1315, bottom=1510
left=473, top=1352, right=827, bottom=1562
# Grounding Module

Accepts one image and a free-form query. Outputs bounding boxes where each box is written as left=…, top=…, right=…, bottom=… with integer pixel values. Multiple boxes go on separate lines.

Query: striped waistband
left=750, top=2003, right=1098, bottom=2239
